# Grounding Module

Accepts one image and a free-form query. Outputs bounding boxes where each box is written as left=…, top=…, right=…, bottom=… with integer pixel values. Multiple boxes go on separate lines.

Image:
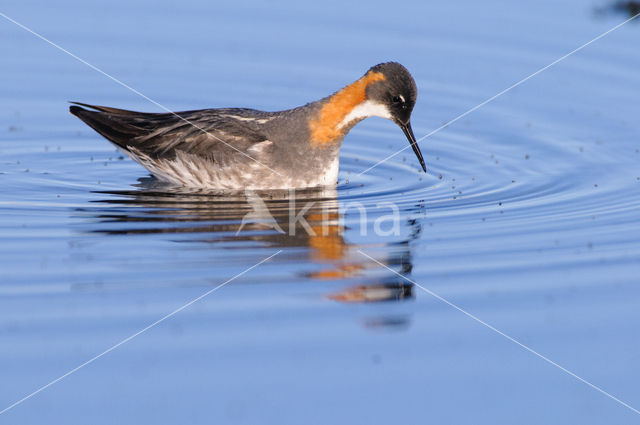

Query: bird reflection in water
left=83, top=178, right=421, bottom=328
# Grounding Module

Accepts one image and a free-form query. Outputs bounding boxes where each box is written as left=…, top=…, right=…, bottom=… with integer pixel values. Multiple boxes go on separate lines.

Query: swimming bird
left=70, top=62, right=425, bottom=189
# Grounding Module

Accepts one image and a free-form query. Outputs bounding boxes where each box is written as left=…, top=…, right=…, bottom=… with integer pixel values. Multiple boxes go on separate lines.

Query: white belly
left=125, top=146, right=341, bottom=190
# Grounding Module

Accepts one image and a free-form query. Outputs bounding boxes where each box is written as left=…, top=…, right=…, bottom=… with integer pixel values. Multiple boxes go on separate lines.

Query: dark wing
left=69, top=102, right=269, bottom=158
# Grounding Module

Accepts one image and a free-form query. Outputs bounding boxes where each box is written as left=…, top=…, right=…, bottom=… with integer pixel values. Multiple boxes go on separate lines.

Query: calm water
left=1, top=1, right=640, bottom=423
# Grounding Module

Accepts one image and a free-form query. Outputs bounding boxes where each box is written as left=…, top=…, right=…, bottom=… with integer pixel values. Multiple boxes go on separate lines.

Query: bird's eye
left=392, top=96, right=401, bottom=103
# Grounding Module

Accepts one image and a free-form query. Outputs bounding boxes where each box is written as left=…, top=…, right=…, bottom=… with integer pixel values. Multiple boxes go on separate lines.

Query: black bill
left=400, top=122, right=426, bottom=172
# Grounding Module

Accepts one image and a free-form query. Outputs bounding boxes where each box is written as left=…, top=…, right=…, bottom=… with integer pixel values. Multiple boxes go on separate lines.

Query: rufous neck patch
left=309, top=71, right=386, bottom=145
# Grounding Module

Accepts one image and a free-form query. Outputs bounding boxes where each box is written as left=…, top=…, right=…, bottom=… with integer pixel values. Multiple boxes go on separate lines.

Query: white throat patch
left=337, top=100, right=391, bottom=129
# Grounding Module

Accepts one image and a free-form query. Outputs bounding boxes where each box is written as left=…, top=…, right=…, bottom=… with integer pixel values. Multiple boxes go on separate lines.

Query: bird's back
left=69, top=103, right=270, bottom=158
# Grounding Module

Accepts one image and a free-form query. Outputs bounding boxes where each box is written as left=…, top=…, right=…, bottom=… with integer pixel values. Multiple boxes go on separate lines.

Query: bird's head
left=309, top=62, right=425, bottom=172
left=363, top=62, right=425, bottom=172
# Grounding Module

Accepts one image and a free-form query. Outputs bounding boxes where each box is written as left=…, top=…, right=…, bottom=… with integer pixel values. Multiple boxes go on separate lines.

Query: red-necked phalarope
left=70, top=62, right=425, bottom=189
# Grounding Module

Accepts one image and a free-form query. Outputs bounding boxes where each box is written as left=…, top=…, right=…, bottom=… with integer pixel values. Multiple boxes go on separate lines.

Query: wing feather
left=69, top=103, right=270, bottom=160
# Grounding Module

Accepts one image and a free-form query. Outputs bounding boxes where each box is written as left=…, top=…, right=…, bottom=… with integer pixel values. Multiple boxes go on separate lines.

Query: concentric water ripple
left=2, top=106, right=639, bottom=300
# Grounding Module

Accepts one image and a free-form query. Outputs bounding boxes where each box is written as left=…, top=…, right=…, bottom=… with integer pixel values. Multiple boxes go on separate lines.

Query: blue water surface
left=1, top=0, right=640, bottom=424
